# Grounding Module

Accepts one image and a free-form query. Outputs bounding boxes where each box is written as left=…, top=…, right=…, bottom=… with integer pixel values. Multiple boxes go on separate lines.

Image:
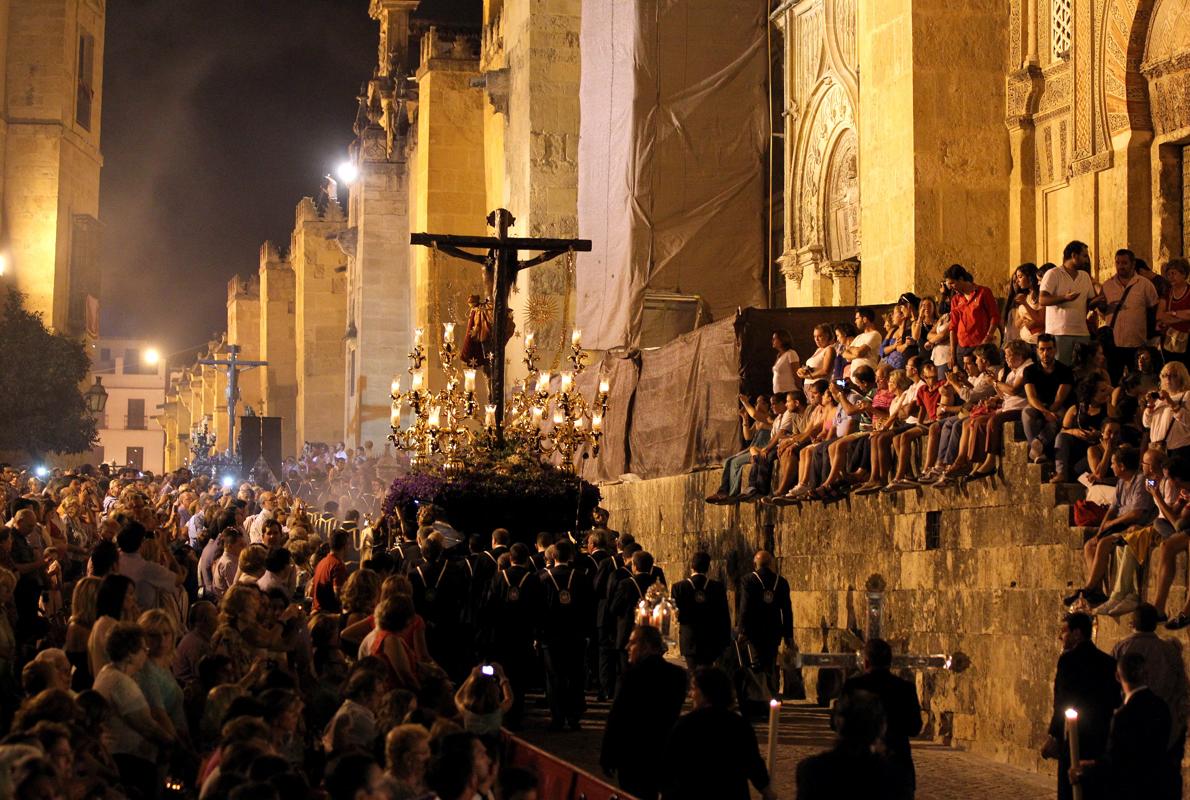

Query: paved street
left=520, top=695, right=1052, bottom=799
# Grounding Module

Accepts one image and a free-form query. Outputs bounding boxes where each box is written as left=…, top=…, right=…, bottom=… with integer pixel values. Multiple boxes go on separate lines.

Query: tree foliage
left=0, top=290, right=97, bottom=459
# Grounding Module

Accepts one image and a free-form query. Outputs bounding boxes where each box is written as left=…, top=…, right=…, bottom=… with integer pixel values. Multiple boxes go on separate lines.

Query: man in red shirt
left=311, top=529, right=350, bottom=614
left=944, top=263, right=1001, bottom=369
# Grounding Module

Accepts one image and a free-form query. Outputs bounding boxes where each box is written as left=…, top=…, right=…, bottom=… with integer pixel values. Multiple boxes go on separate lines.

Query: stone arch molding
left=789, top=79, right=857, bottom=280
left=1142, top=0, right=1190, bottom=138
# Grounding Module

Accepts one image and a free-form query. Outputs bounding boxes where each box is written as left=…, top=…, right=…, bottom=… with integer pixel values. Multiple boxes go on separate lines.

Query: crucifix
left=410, top=208, right=592, bottom=439
left=197, top=344, right=267, bottom=457
left=793, top=577, right=961, bottom=673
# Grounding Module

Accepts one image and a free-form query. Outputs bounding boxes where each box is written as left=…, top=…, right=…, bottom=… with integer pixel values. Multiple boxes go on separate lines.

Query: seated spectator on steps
left=1064, top=445, right=1156, bottom=608
left=1050, top=376, right=1112, bottom=484
left=1022, top=334, right=1075, bottom=463
left=766, top=382, right=829, bottom=501
left=742, top=391, right=809, bottom=500
left=704, top=395, right=772, bottom=504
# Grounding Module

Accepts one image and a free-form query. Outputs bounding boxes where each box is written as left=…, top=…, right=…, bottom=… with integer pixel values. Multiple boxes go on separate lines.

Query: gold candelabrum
left=390, top=323, right=610, bottom=473
left=505, top=328, right=609, bottom=472
left=389, top=323, right=493, bottom=472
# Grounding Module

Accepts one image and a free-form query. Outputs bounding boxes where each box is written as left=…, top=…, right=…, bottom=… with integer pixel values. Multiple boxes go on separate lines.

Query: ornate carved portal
left=775, top=0, right=860, bottom=306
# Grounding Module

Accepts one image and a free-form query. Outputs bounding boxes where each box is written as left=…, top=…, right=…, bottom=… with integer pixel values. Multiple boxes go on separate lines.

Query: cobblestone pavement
left=520, top=696, right=1053, bottom=799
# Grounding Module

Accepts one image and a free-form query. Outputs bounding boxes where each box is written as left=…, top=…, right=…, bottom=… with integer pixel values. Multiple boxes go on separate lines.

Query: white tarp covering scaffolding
left=576, top=0, right=769, bottom=351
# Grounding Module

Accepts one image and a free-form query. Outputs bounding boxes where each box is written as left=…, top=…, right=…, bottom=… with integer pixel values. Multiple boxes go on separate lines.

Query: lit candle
left=553, top=409, right=564, bottom=425
left=560, top=372, right=574, bottom=393
left=1065, top=709, right=1082, bottom=800
left=443, top=322, right=455, bottom=343
left=571, top=328, right=582, bottom=347
left=414, top=328, right=424, bottom=347
left=464, top=369, right=476, bottom=393
left=390, top=406, right=401, bottom=428
left=575, top=416, right=584, bottom=430
left=592, top=413, right=602, bottom=432
left=767, top=699, right=781, bottom=771
left=599, top=379, right=610, bottom=394
left=525, top=331, right=535, bottom=349
left=411, top=371, right=424, bottom=392
left=484, top=404, right=496, bottom=428
left=390, top=375, right=401, bottom=398
left=536, top=371, right=551, bottom=393
left=427, top=406, right=441, bottom=429
left=531, top=407, right=543, bottom=428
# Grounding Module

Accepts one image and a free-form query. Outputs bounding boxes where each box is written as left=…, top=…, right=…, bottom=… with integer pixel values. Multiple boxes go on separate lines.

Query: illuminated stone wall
left=1, top=0, right=105, bottom=335
left=258, top=243, right=297, bottom=459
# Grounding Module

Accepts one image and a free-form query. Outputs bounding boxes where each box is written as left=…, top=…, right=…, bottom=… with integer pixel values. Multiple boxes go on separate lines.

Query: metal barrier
left=501, top=732, right=635, bottom=800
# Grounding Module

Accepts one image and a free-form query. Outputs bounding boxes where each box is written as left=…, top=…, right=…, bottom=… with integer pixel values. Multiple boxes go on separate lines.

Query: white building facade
left=91, top=338, right=165, bottom=473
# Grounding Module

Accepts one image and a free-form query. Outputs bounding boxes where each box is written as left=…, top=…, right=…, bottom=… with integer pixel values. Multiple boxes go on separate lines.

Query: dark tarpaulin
left=628, top=317, right=739, bottom=479
left=577, top=354, right=639, bottom=483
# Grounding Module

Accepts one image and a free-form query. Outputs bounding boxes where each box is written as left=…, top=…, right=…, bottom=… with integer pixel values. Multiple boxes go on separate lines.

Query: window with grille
left=76, top=31, right=95, bottom=130
left=1051, top=0, right=1072, bottom=61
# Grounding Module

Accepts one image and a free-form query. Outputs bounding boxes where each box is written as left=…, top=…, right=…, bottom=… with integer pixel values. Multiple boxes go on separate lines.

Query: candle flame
left=1064, top=708, right=1078, bottom=720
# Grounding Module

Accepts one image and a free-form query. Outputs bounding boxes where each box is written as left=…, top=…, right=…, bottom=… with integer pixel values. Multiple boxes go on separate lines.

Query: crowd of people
left=712, top=245, right=1190, bottom=621
left=0, top=453, right=927, bottom=800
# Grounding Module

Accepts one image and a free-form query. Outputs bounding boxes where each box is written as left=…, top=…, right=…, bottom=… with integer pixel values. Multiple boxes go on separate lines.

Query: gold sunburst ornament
left=523, top=294, right=558, bottom=332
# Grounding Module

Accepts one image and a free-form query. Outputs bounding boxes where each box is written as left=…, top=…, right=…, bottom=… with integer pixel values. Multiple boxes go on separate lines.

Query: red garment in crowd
left=950, top=285, right=1001, bottom=348
left=310, top=553, right=347, bottom=613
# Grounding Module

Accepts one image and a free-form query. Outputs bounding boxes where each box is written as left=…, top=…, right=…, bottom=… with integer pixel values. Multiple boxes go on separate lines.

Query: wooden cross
left=197, top=344, right=267, bottom=457
left=410, top=208, right=592, bottom=439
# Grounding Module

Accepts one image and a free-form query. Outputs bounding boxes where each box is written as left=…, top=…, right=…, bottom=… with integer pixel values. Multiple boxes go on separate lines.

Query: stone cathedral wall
left=601, top=428, right=1190, bottom=778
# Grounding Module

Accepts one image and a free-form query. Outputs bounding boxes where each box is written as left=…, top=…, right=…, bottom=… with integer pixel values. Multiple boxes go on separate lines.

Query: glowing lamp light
left=391, top=376, right=401, bottom=398
left=443, top=322, right=456, bottom=344
left=411, top=371, right=425, bottom=392
left=221, top=475, right=235, bottom=489
left=427, top=406, right=442, bottom=429
left=599, top=379, right=610, bottom=394
left=553, top=409, right=564, bottom=425
left=536, top=372, right=551, bottom=393
left=464, top=369, right=476, bottom=393
left=571, top=328, right=582, bottom=347
left=484, top=405, right=497, bottom=428
left=0, top=253, right=7, bottom=277
left=525, top=331, right=535, bottom=349
left=390, top=407, right=401, bottom=428
left=592, top=413, right=603, bottom=432
left=1064, top=708, right=1079, bottom=721
left=34, top=466, right=48, bottom=478
left=560, top=372, right=574, bottom=393
left=336, top=161, right=359, bottom=184
left=143, top=348, right=161, bottom=366
left=414, top=328, right=424, bottom=348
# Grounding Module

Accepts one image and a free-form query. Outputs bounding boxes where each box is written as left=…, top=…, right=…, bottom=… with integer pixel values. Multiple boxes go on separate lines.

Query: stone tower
left=0, top=0, right=105, bottom=336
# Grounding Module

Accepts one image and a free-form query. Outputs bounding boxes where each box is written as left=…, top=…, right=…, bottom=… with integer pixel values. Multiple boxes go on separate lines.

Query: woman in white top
left=843, top=307, right=882, bottom=375
left=1143, top=361, right=1190, bottom=455
left=797, top=324, right=835, bottom=391
left=854, top=370, right=915, bottom=494
left=770, top=330, right=800, bottom=394
left=89, top=573, right=139, bottom=680
left=914, top=298, right=951, bottom=377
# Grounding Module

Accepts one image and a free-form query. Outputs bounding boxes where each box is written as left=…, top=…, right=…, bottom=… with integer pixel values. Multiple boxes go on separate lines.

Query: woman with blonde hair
left=382, top=723, right=432, bottom=799
left=136, top=609, right=188, bottom=745
left=65, top=576, right=100, bottom=689
left=1143, top=360, right=1190, bottom=459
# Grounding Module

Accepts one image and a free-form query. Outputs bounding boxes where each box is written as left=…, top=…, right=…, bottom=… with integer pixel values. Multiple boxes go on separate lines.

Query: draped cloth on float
left=576, top=0, right=768, bottom=351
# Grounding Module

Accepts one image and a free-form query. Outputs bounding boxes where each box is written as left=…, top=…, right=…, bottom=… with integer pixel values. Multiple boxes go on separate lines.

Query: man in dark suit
left=840, top=638, right=922, bottom=796
left=409, top=532, right=470, bottom=682
left=610, top=550, right=663, bottom=674
left=539, top=538, right=593, bottom=730
left=600, top=625, right=687, bottom=800
left=1042, top=612, right=1122, bottom=800
left=662, top=667, right=774, bottom=800
left=796, top=689, right=904, bottom=800
left=594, top=540, right=638, bottom=699
left=737, top=550, right=793, bottom=694
left=671, top=551, right=731, bottom=671
left=484, top=542, right=542, bottom=729
left=1071, top=651, right=1173, bottom=800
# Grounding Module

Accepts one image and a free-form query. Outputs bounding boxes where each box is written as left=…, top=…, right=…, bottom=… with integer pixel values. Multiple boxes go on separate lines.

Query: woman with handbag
left=1157, top=258, right=1190, bottom=366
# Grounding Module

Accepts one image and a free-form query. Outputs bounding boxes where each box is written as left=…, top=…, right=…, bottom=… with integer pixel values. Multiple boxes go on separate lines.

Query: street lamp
left=143, top=347, right=161, bottom=366
left=336, top=160, right=359, bottom=185
left=84, top=376, right=108, bottom=415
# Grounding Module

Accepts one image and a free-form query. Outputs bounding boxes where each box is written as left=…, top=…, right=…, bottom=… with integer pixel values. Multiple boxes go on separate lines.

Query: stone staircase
left=598, top=419, right=1190, bottom=778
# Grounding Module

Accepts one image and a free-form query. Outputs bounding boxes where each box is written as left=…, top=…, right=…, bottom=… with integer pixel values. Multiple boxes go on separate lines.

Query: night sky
left=99, top=0, right=377, bottom=352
